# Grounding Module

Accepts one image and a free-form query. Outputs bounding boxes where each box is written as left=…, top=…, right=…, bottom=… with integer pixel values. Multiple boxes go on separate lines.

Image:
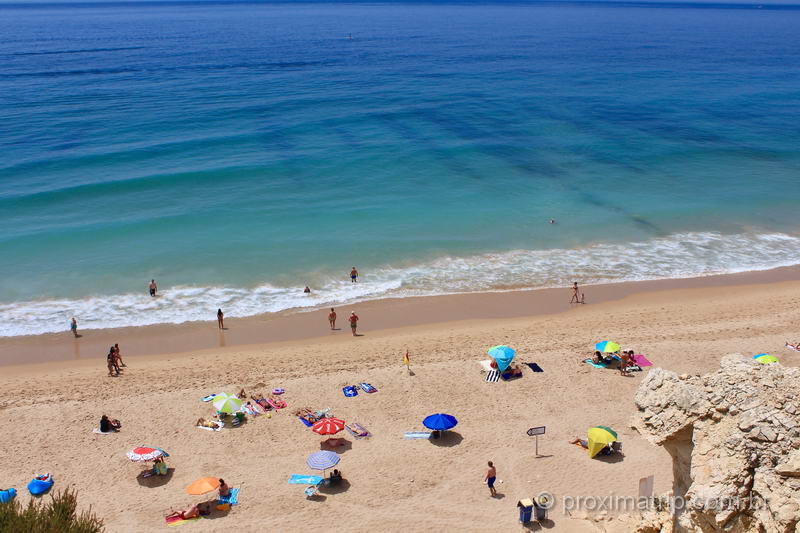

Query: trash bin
left=517, top=498, right=534, bottom=523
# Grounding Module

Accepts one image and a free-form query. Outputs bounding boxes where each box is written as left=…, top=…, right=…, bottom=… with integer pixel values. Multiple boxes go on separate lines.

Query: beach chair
left=304, top=485, right=318, bottom=498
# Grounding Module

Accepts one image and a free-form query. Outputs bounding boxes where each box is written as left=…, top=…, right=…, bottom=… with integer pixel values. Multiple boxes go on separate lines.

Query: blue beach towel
left=298, top=417, right=313, bottom=427
left=201, top=394, right=216, bottom=402
left=343, top=386, right=358, bottom=397
left=404, top=431, right=432, bottom=439
left=526, top=362, right=544, bottom=373
left=359, top=382, right=377, bottom=393
left=288, top=474, right=323, bottom=485
left=218, top=487, right=239, bottom=505
left=584, top=358, right=607, bottom=369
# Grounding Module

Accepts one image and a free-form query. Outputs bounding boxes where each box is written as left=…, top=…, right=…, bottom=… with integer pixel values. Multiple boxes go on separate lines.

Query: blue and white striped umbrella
left=306, top=451, right=340, bottom=471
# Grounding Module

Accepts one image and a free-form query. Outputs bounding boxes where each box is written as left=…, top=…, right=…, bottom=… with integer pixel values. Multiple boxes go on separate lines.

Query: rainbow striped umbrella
left=312, top=418, right=345, bottom=436
left=587, top=426, right=617, bottom=458
left=753, top=354, right=779, bottom=364
left=595, top=341, right=620, bottom=353
left=212, top=393, right=243, bottom=414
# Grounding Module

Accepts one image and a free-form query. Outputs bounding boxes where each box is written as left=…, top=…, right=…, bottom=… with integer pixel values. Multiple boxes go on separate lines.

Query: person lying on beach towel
left=251, top=395, right=272, bottom=411
left=786, top=342, right=800, bottom=351
left=166, top=502, right=211, bottom=523
left=196, top=418, right=222, bottom=429
left=267, top=395, right=287, bottom=409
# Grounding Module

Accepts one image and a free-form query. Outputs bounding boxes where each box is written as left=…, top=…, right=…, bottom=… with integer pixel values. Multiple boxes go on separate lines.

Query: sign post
left=527, top=426, right=546, bottom=457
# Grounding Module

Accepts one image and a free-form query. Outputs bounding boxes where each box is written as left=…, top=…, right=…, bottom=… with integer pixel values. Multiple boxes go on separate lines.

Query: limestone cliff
left=630, top=354, right=800, bottom=533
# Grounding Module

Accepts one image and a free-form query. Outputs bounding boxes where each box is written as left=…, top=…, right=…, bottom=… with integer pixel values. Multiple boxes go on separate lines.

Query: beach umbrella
left=186, top=477, right=221, bottom=495
left=595, top=341, right=620, bottom=353
left=488, top=345, right=515, bottom=372
left=587, top=426, right=617, bottom=458
left=307, top=451, right=340, bottom=471
left=126, top=447, right=167, bottom=462
left=212, top=393, right=243, bottom=414
left=753, top=354, right=779, bottom=364
left=423, top=413, right=458, bottom=431
left=312, top=417, right=345, bottom=436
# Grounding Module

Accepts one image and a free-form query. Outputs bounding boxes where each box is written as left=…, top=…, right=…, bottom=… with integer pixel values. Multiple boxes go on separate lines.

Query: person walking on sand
left=485, top=461, right=497, bottom=497
left=70, top=317, right=79, bottom=338
left=349, top=311, right=359, bottom=336
left=114, top=343, right=126, bottom=367
left=328, top=308, right=337, bottom=330
left=570, top=282, right=580, bottom=304
left=350, top=267, right=358, bottom=283
left=217, top=308, right=224, bottom=329
left=149, top=279, right=157, bottom=297
left=107, top=347, right=119, bottom=376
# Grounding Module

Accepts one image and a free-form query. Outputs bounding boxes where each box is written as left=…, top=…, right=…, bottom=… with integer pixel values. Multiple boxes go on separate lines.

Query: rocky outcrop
left=631, top=354, right=800, bottom=533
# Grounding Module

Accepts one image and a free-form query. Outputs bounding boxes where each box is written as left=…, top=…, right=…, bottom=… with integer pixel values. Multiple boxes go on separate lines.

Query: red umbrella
left=312, top=417, right=345, bottom=435
left=127, top=447, right=167, bottom=462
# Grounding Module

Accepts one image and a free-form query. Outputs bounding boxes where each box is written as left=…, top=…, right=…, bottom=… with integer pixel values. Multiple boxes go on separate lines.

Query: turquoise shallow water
left=1, top=1, right=800, bottom=335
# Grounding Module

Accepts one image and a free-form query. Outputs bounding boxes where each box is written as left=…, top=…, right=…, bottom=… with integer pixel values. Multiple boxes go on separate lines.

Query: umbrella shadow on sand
left=136, top=468, right=174, bottom=487
left=430, top=431, right=464, bottom=447
left=320, top=439, right=352, bottom=453
left=319, top=479, right=351, bottom=495
left=594, top=452, right=625, bottom=464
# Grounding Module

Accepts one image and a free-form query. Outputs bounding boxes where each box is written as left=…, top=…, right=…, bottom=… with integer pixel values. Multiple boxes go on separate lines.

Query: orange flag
left=403, top=349, right=410, bottom=366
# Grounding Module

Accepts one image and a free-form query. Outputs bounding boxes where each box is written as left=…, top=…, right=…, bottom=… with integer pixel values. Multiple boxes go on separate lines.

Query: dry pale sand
left=1, top=279, right=799, bottom=532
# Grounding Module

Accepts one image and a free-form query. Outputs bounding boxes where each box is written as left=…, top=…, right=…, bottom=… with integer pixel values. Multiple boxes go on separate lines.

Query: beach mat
left=359, top=382, right=377, bottom=393
left=346, top=423, right=371, bottom=439
left=404, top=431, right=431, bottom=439
left=166, top=516, right=201, bottom=527
left=201, top=394, right=216, bottom=402
left=288, top=474, right=323, bottom=485
left=343, top=386, right=358, bottom=397
left=92, top=428, right=114, bottom=435
left=298, top=417, right=314, bottom=427
left=632, top=354, right=653, bottom=366
left=526, top=363, right=544, bottom=373
left=584, top=358, right=607, bottom=369
left=485, top=370, right=500, bottom=382
left=787, top=344, right=800, bottom=352
left=196, top=422, right=223, bottom=431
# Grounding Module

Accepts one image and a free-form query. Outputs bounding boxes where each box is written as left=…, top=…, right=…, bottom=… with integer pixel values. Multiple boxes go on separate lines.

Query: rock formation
left=631, top=354, right=800, bottom=533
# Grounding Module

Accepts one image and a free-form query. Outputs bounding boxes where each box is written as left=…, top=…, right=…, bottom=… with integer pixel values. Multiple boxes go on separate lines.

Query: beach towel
left=343, top=386, right=358, bottom=397
left=485, top=370, right=500, bottom=382
left=501, top=370, right=522, bottom=381
left=93, top=428, right=114, bottom=435
left=479, top=359, right=494, bottom=372
left=526, top=362, right=544, bottom=373
left=201, top=394, right=216, bottom=402
left=196, top=421, right=223, bottom=431
left=632, top=354, right=653, bottom=366
left=298, top=416, right=314, bottom=427
left=359, top=382, right=377, bottom=393
left=288, top=474, right=323, bottom=485
left=404, top=431, right=432, bottom=439
left=584, top=358, right=607, bottom=369
left=787, top=344, right=800, bottom=352
left=253, top=398, right=271, bottom=411
left=346, top=422, right=371, bottom=439
left=218, top=487, right=240, bottom=505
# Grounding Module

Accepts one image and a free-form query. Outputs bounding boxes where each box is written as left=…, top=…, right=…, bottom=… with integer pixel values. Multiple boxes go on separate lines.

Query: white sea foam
left=3, top=231, right=800, bottom=337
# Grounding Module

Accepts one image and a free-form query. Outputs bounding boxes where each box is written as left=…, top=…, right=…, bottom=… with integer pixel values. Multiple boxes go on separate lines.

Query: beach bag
left=0, top=488, right=16, bottom=503
left=28, top=474, right=54, bottom=496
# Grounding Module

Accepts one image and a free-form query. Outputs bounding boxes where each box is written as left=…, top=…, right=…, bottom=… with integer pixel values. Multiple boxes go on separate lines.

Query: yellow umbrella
left=587, top=426, right=617, bottom=458
left=186, top=477, right=220, bottom=495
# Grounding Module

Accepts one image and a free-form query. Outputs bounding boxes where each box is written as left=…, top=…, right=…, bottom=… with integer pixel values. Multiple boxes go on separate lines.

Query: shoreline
left=2, top=264, right=800, bottom=368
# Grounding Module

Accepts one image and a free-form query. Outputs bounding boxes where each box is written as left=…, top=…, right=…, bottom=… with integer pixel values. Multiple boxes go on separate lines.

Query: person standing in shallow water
left=149, top=279, right=157, bottom=297
left=328, top=308, right=337, bottom=330
left=217, top=308, right=224, bottom=329
left=350, top=267, right=358, bottom=283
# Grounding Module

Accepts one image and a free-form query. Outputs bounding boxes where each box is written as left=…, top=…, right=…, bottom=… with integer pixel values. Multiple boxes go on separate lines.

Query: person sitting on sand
left=591, top=350, right=610, bottom=365
left=218, top=479, right=230, bottom=498
left=618, top=351, right=635, bottom=375
left=569, top=437, right=612, bottom=455
left=238, top=388, right=246, bottom=399
left=99, top=415, right=121, bottom=433
left=167, top=502, right=211, bottom=521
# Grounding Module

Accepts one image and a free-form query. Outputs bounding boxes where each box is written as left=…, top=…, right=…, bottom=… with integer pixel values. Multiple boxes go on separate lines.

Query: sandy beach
left=1, top=274, right=799, bottom=532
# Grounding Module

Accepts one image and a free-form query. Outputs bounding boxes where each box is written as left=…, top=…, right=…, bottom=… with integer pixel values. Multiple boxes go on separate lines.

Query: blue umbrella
left=488, top=345, right=515, bottom=372
left=307, top=451, right=340, bottom=471
left=423, top=413, right=458, bottom=431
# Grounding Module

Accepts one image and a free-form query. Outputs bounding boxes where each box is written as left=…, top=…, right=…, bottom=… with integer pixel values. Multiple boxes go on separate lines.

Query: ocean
left=1, top=0, right=800, bottom=336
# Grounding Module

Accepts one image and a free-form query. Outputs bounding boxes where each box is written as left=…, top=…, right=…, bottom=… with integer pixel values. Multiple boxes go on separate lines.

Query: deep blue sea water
left=2, top=1, right=800, bottom=335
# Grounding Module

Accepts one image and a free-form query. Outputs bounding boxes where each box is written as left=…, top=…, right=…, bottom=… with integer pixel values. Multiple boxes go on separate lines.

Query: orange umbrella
left=186, top=477, right=220, bottom=495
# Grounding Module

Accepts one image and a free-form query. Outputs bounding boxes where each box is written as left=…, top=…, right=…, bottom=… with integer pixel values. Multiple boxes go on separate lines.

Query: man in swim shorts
left=349, top=311, right=359, bottom=336
left=350, top=267, right=358, bottom=283
left=149, top=279, right=157, bottom=297
left=485, top=461, right=497, bottom=496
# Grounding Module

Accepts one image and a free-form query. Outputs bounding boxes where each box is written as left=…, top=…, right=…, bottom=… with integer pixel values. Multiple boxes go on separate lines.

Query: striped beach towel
left=404, top=431, right=432, bottom=439
left=485, top=370, right=500, bottom=382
